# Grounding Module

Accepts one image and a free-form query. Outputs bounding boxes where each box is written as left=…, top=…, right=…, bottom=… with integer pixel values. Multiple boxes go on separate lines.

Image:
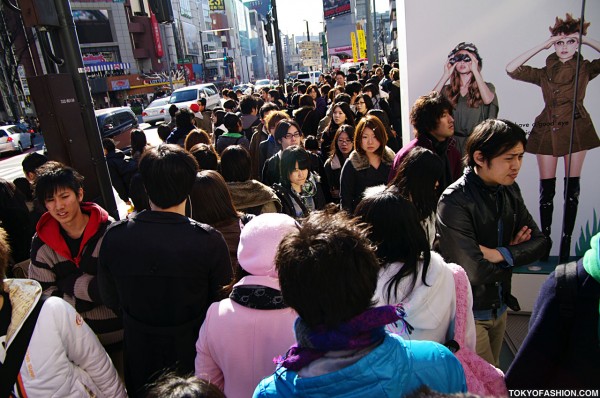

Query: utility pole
left=271, top=0, right=285, bottom=85
left=365, top=0, right=374, bottom=66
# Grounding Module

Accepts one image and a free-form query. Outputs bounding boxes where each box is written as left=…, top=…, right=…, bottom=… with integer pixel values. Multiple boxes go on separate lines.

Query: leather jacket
left=436, top=168, right=548, bottom=312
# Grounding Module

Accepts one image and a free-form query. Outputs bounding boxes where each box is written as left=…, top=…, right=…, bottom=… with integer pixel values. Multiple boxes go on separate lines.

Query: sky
left=276, top=0, right=389, bottom=38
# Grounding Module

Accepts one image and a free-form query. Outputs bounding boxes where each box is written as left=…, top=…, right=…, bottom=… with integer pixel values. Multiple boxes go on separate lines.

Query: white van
left=297, top=71, right=322, bottom=85
left=168, top=83, right=221, bottom=111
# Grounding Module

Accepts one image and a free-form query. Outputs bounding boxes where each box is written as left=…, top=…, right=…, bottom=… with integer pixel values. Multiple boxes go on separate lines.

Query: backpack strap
left=556, top=261, right=578, bottom=320
left=0, top=295, right=47, bottom=397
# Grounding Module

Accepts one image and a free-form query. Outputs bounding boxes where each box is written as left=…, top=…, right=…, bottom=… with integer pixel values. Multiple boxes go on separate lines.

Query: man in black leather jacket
left=437, top=119, right=547, bottom=367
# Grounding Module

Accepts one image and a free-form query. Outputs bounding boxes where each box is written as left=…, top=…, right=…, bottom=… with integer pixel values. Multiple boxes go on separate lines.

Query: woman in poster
left=433, top=42, right=499, bottom=155
left=506, top=14, right=600, bottom=262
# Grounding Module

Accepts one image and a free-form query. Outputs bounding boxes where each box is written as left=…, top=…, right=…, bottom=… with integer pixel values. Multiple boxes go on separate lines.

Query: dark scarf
left=275, top=305, right=412, bottom=371
left=229, top=285, right=287, bottom=310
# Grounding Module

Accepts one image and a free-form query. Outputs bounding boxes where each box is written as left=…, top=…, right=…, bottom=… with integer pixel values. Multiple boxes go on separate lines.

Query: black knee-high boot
left=539, top=178, right=556, bottom=261
left=559, top=177, right=580, bottom=263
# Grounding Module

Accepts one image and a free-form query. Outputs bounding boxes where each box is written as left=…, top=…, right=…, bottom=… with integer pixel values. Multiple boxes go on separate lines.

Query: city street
left=0, top=123, right=160, bottom=184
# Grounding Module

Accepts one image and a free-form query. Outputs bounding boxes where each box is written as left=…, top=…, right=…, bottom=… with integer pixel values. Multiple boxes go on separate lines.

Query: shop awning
left=85, top=62, right=131, bottom=73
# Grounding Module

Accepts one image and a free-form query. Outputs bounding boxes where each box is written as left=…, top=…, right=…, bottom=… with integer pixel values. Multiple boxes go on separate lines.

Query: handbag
left=0, top=295, right=47, bottom=397
left=446, top=263, right=508, bottom=397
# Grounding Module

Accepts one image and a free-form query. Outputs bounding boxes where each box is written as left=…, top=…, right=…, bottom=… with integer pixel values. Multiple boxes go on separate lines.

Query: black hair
left=329, top=124, right=355, bottom=160
left=356, top=93, right=373, bottom=114
left=363, top=82, right=380, bottom=97
left=345, top=81, right=363, bottom=97
left=130, top=129, right=148, bottom=154
left=268, top=89, right=280, bottom=101
left=223, top=112, right=241, bottom=132
left=304, top=135, right=319, bottom=151
left=197, top=97, right=207, bottom=106
left=213, top=109, right=227, bottom=126
left=276, top=210, right=379, bottom=328
left=388, top=147, right=443, bottom=221
left=33, top=161, right=84, bottom=202
left=168, top=104, right=178, bottom=117
left=354, top=190, right=431, bottom=302
left=175, top=108, right=195, bottom=130
left=333, top=93, right=351, bottom=105
left=189, top=170, right=240, bottom=227
left=22, top=152, right=48, bottom=176
left=465, top=119, right=527, bottom=168
left=259, top=102, right=279, bottom=119
left=410, top=91, right=454, bottom=137
left=327, top=102, right=355, bottom=135
left=138, top=144, right=198, bottom=208
left=239, top=95, right=258, bottom=115
left=102, top=137, right=116, bottom=153
left=189, top=143, right=219, bottom=171
left=279, top=145, right=310, bottom=188
left=157, top=124, right=171, bottom=142
left=274, top=119, right=303, bottom=143
left=299, top=94, right=314, bottom=108
left=220, top=145, right=251, bottom=182
left=223, top=99, right=237, bottom=111
left=12, top=177, right=33, bottom=201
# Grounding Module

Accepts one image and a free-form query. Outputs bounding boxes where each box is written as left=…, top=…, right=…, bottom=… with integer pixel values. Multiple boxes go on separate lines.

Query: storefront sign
left=150, top=12, right=164, bottom=58
left=111, top=79, right=130, bottom=91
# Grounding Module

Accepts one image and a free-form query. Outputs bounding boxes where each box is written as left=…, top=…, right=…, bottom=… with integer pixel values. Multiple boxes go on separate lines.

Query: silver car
left=142, top=97, right=170, bottom=126
left=0, top=124, right=33, bottom=156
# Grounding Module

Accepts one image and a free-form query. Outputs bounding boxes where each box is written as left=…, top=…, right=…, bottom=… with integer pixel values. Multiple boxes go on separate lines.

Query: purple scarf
left=275, top=305, right=413, bottom=371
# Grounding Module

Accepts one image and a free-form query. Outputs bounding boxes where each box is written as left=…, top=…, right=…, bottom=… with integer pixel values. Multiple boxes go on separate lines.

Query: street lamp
left=199, top=27, right=233, bottom=83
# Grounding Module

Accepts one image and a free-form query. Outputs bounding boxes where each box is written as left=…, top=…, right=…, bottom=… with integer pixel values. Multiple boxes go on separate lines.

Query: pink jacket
left=195, top=275, right=297, bottom=398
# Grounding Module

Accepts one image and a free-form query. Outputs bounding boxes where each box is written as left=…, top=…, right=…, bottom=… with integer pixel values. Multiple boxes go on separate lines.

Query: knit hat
left=237, top=213, right=297, bottom=277
left=190, top=103, right=200, bottom=113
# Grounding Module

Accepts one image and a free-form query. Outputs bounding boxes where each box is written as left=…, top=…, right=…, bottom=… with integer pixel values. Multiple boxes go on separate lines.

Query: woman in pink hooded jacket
left=195, top=213, right=298, bottom=398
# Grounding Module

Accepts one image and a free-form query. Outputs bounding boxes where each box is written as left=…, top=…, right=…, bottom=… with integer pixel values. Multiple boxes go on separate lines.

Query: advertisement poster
left=182, top=21, right=200, bottom=56
left=400, top=0, right=600, bottom=258
left=323, top=0, right=351, bottom=20
left=73, top=9, right=113, bottom=44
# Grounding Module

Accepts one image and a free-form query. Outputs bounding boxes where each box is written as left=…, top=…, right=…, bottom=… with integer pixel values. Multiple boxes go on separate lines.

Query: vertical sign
left=350, top=32, right=358, bottom=62
left=357, top=29, right=366, bottom=59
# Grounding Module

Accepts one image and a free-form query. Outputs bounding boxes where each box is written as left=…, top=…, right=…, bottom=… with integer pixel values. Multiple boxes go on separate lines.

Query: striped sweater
left=28, top=202, right=122, bottom=345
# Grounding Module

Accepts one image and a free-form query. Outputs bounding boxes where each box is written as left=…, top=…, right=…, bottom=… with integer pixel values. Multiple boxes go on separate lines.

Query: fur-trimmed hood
left=227, top=180, right=282, bottom=211
left=348, top=147, right=396, bottom=171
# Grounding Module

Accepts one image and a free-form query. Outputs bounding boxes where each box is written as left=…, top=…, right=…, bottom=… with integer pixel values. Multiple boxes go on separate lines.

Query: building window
left=181, top=0, right=192, bottom=18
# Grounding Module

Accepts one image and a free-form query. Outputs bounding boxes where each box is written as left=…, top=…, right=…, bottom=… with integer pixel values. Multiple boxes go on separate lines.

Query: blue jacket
left=253, top=333, right=466, bottom=397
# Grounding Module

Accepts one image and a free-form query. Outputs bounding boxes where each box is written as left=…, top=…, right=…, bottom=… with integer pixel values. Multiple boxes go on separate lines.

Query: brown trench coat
left=508, top=53, right=600, bottom=156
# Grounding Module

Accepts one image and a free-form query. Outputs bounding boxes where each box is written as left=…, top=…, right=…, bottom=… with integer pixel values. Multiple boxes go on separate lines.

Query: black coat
left=437, top=168, right=548, bottom=312
left=97, top=211, right=232, bottom=396
left=505, top=260, right=600, bottom=388
left=105, top=150, right=137, bottom=202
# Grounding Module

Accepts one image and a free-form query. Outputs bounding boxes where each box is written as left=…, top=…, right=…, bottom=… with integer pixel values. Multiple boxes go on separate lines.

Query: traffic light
left=264, top=20, right=273, bottom=45
left=148, top=0, right=174, bottom=24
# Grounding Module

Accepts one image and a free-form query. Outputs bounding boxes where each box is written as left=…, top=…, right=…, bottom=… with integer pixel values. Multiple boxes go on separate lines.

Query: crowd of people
left=0, top=43, right=598, bottom=398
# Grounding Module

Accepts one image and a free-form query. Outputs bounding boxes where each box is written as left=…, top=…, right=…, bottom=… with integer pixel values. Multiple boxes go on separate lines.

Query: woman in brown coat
left=506, top=13, right=600, bottom=262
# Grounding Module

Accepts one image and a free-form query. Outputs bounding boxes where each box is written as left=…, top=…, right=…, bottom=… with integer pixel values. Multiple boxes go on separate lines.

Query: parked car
left=253, top=79, right=272, bottom=92
left=0, top=124, right=33, bottom=156
left=297, top=71, right=322, bottom=85
left=168, top=83, right=221, bottom=111
left=95, top=107, right=138, bottom=150
left=142, top=97, right=170, bottom=126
